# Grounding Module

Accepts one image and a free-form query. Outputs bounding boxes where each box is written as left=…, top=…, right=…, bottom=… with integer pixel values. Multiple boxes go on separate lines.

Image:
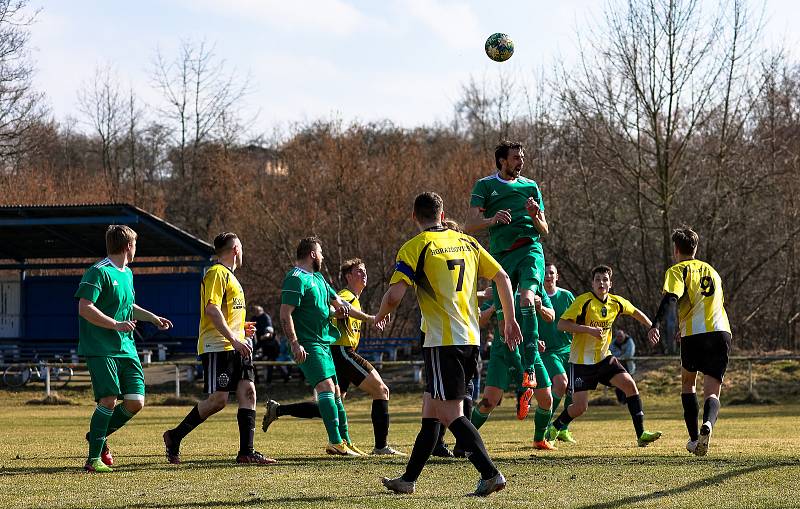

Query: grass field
left=1, top=389, right=799, bottom=509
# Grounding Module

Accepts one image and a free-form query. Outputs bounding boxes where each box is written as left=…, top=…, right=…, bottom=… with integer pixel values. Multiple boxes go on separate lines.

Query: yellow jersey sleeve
left=613, top=295, right=636, bottom=316
left=390, top=239, right=419, bottom=287
left=663, top=265, right=686, bottom=297
left=476, top=242, right=502, bottom=280
left=202, top=268, right=226, bottom=307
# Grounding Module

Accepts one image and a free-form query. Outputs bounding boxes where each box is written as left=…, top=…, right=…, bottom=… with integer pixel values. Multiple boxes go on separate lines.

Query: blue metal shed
left=0, top=204, right=214, bottom=355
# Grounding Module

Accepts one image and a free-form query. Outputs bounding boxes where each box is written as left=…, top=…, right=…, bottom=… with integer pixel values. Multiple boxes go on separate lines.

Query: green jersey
left=540, top=287, right=575, bottom=353
left=470, top=173, right=545, bottom=255
left=74, top=258, right=138, bottom=359
left=281, top=267, right=340, bottom=345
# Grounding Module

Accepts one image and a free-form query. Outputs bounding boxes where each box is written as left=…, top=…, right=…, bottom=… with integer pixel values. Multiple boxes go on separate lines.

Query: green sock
left=88, top=405, right=114, bottom=459
left=106, top=404, right=135, bottom=438
left=533, top=405, right=552, bottom=441
left=520, top=305, right=539, bottom=373
left=471, top=406, right=490, bottom=430
left=334, top=397, right=351, bottom=444
left=552, top=393, right=563, bottom=416
left=317, top=392, right=342, bottom=444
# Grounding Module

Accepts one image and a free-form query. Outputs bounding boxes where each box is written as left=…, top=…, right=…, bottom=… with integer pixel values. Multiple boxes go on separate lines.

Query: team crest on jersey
left=601, top=307, right=607, bottom=317
left=217, top=373, right=230, bottom=388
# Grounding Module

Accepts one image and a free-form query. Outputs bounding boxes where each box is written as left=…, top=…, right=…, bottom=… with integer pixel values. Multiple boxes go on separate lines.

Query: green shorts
left=493, top=244, right=545, bottom=293
left=297, top=342, right=337, bottom=387
left=491, top=246, right=545, bottom=321
left=542, top=349, right=571, bottom=379
left=484, top=339, right=523, bottom=391
left=86, top=356, right=145, bottom=402
left=519, top=341, right=551, bottom=389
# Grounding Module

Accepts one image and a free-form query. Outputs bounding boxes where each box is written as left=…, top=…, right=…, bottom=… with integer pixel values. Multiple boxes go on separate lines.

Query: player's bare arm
left=525, top=197, right=548, bottom=235
left=534, top=295, right=555, bottom=323
left=374, top=281, right=409, bottom=326
left=479, top=304, right=496, bottom=328
left=463, top=206, right=511, bottom=234
left=205, top=302, right=251, bottom=357
left=279, top=303, right=306, bottom=363
left=79, top=297, right=136, bottom=332
left=491, top=269, right=523, bottom=350
left=631, top=308, right=653, bottom=329
left=558, top=318, right=602, bottom=338
left=132, top=304, right=173, bottom=330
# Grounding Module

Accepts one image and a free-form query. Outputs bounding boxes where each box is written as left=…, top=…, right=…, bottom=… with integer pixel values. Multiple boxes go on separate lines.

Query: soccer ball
left=485, top=33, right=514, bottom=62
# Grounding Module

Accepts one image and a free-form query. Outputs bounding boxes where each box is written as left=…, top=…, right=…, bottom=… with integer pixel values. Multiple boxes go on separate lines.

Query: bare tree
left=78, top=65, right=126, bottom=197
left=0, top=0, right=45, bottom=161
left=151, top=39, right=251, bottom=231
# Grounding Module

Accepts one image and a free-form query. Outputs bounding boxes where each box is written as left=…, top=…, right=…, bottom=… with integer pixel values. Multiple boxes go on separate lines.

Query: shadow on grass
left=0, top=454, right=408, bottom=476
left=98, top=494, right=351, bottom=509
left=573, top=461, right=798, bottom=509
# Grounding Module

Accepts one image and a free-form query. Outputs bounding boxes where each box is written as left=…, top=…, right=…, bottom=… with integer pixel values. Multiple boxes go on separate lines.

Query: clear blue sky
left=30, top=0, right=798, bottom=137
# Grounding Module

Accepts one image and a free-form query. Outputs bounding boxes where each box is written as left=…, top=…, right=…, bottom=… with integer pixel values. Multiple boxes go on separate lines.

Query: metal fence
left=5, top=355, right=799, bottom=399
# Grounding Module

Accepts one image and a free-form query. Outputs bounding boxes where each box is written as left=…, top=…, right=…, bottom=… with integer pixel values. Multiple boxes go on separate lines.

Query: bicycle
left=3, top=354, right=73, bottom=389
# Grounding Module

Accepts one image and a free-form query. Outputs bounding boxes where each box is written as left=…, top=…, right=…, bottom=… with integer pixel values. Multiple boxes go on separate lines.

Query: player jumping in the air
left=648, top=227, right=731, bottom=456
left=465, top=140, right=548, bottom=419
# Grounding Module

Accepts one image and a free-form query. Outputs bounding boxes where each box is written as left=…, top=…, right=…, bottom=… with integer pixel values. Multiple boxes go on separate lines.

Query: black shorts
left=423, top=345, right=479, bottom=401
left=569, top=356, right=628, bottom=393
left=680, top=331, right=731, bottom=381
left=331, top=345, right=375, bottom=393
left=201, top=351, right=255, bottom=394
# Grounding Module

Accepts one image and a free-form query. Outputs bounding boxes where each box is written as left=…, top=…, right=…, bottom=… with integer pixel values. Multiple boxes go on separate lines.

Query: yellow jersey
left=663, top=259, right=730, bottom=337
left=390, top=226, right=502, bottom=347
left=197, top=263, right=246, bottom=354
left=562, top=292, right=636, bottom=365
left=332, top=288, right=363, bottom=348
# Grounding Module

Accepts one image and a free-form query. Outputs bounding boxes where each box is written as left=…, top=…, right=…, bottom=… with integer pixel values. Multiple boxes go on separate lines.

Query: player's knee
left=208, top=392, right=228, bottom=411
left=241, top=385, right=256, bottom=404
left=520, top=296, right=534, bottom=308
left=377, top=383, right=390, bottom=400
left=572, top=401, right=588, bottom=416
left=316, top=378, right=335, bottom=393
left=98, top=396, right=116, bottom=409
left=478, top=397, right=497, bottom=413
left=535, top=391, right=552, bottom=409
left=124, top=398, right=144, bottom=414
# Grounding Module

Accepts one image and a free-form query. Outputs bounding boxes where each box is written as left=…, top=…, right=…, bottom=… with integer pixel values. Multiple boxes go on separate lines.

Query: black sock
left=454, top=397, right=473, bottom=451
left=703, top=396, right=721, bottom=427
left=237, top=408, right=256, bottom=456
left=626, top=394, right=645, bottom=438
left=402, top=418, right=440, bottom=483
left=435, top=420, right=447, bottom=448
left=448, top=416, right=498, bottom=480
left=552, top=408, right=573, bottom=431
left=170, top=405, right=206, bottom=442
left=682, top=393, right=699, bottom=441
left=277, top=401, right=321, bottom=419
left=371, top=399, right=390, bottom=449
